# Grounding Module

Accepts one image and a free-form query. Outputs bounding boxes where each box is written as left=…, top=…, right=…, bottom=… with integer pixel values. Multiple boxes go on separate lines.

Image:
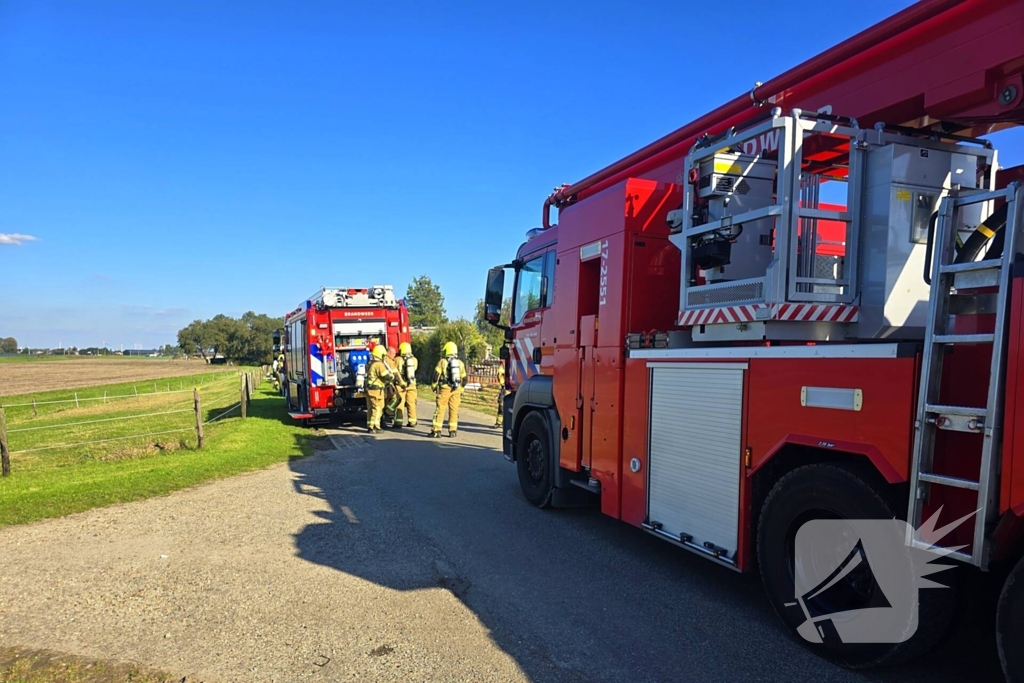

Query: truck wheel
left=998, top=555, right=1024, bottom=682
left=756, top=463, right=954, bottom=669
left=516, top=412, right=553, bottom=508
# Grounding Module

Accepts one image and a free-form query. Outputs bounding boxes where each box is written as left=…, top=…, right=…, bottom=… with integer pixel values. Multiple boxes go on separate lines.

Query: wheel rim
left=784, top=509, right=877, bottom=617
left=525, top=437, right=545, bottom=482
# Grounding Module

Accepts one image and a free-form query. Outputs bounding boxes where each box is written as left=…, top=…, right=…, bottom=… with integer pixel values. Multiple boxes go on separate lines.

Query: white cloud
left=0, top=233, right=39, bottom=246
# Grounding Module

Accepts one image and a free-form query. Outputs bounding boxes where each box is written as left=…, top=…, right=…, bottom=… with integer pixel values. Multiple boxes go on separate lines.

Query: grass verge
left=0, top=385, right=317, bottom=528
left=0, top=646, right=177, bottom=683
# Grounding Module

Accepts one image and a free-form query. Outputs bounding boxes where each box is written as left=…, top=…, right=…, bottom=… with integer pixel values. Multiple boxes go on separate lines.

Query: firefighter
left=493, top=362, right=505, bottom=429
left=397, top=341, right=418, bottom=427
left=363, top=339, right=380, bottom=415
left=382, top=345, right=406, bottom=428
left=365, top=344, right=393, bottom=433
left=429, top=341, right=466, bottom=438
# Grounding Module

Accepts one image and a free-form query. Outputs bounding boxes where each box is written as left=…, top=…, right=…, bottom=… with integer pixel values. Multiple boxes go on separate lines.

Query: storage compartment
left=647, top=363, right=744, bottom=562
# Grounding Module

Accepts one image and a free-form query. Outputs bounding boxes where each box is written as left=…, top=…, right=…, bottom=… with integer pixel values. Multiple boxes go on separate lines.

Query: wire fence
left=0, top=368, right=270, bottom=477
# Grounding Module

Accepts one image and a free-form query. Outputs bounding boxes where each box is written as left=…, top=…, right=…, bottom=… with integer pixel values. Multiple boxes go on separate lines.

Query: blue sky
left=2, top=1, right=1022, bottom=349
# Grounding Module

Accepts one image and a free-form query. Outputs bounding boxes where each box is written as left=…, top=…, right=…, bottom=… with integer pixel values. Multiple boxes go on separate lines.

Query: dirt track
left=0, top=359, right=220, bottom=397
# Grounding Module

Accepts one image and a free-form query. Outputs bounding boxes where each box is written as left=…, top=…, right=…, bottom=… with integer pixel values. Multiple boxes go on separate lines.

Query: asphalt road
left=310, top=402, right=1004, bottom=683
left=0, top=399, right=1005, bottom=682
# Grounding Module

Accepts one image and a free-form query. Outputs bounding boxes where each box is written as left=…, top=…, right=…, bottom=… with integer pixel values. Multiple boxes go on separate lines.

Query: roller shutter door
left=648, top=363, right=744, bottom=559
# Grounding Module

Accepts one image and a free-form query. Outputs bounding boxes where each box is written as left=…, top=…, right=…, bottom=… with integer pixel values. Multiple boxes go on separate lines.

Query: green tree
left=405, top=275, right=447, bottom=327
left=178, top=320, right=213, bottom=361
left=237, top=311, right=283, bottom=364
left=410, top=318, right=486, bottom=385
left=0, top=337, right=17, bottom=354
left=177, top=313, right=283, bottom=364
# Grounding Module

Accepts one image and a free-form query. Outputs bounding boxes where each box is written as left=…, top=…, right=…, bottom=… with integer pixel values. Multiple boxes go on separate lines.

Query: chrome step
left=933, top=333, right=994, bottom=345
left=924, top=403, right=987, bottom=418
left=910, top=539, right=974, bottom=563
left=918, top=473, right=980, bottom=491
left=938, top=259, right=1002, bottom=275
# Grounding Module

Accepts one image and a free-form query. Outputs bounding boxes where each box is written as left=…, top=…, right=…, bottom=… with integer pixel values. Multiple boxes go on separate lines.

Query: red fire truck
left=283, top=286, right=411, bottom=422
left=484, top=0, right=1024, bottom=677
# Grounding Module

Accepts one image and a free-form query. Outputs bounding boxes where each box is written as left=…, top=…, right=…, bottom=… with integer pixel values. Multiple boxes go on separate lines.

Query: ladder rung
left=938, top=259, right=1002, bottom=275
left=933, top=333, right=995, bottom=344
left=910, top=539, right=974, bottom=563
left=919, top=473, right=980, bottom=491
left=925, top=403, right=986, bottom=417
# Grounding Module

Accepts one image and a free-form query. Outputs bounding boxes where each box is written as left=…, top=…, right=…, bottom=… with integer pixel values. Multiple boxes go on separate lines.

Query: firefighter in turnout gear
left=365, top=344, right=393, bottom=433
left=382, top=345, right=406, bottom=428
left=397, top=341, right=419, bottom=427
left=429, top=341, right=467, bottom=438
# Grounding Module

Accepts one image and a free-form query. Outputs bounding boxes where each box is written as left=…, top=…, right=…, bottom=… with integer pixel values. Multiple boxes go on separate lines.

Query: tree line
left=404, top=275, right=510, bottom=379
left=177, top=312, right=282, bottom=364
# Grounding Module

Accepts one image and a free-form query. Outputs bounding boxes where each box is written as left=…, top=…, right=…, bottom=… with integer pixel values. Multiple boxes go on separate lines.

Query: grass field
left=1, top=369, right=243, bottom=471
left=0, top=357, right=222, bottom=396
left=0, top=383, right=318, bottom=528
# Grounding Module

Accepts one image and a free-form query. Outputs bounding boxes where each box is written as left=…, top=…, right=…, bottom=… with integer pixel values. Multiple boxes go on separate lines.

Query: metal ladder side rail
left=907, top=195, right=958, bottom=556
left=966, top=184, right=1024, bottom=565
left=971, top=184, right=1023, bottom=563
left=907, top=183, right=1021, bottom=567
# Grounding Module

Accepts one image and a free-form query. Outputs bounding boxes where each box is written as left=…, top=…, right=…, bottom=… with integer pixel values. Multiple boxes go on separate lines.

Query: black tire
left=516, top=412, right=553, bottom=508
left=998, top=555, right=1024, bottom=683
left=757, top=463, right=955, bottom=669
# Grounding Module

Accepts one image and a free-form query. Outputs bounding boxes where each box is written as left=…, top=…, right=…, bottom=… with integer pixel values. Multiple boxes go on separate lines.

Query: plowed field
left=0, top=358, right=223, bottom=397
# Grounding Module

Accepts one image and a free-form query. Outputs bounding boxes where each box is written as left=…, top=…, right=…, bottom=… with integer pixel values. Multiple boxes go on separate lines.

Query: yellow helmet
left=371, top=345, right=386, bottom=359
left=443, top=341, right=458, bottom=356
left=399, top=341, right=412, bottom=355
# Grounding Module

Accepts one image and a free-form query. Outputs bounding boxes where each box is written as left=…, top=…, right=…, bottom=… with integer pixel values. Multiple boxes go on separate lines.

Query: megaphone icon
left=797, top=539, right=893, bottom=644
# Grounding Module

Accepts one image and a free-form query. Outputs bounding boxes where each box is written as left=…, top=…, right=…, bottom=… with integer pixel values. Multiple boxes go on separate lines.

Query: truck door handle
left=533, top=347, right=542, bottom=364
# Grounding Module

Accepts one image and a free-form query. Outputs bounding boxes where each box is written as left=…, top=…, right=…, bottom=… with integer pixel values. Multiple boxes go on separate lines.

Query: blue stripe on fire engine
left=309, top=343, right=324, bottom=387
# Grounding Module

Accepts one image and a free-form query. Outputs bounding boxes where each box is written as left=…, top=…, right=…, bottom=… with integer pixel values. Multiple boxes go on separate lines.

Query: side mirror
left=485, top=268, right=506, bottom=325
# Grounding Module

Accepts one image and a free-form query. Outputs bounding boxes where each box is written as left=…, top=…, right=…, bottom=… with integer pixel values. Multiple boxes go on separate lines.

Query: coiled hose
left=954, top=203, right=1009, bottom=264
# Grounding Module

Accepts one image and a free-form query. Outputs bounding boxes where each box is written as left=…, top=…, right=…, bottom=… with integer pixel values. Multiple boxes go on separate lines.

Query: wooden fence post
left=194, top=389, right=204, bottom=449
left=240, top=375, right=248, bottom=419
left=134, top=385, right=138, bottom=396
left=74, top=392, right=80, bottom=409
left=32, top=398, right=38, bottom=417
left=0, top=406, right=11, bottom=477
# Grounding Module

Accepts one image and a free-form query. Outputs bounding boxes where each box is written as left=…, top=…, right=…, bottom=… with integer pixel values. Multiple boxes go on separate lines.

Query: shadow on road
left=286, top=407, right=1005, bottom=683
